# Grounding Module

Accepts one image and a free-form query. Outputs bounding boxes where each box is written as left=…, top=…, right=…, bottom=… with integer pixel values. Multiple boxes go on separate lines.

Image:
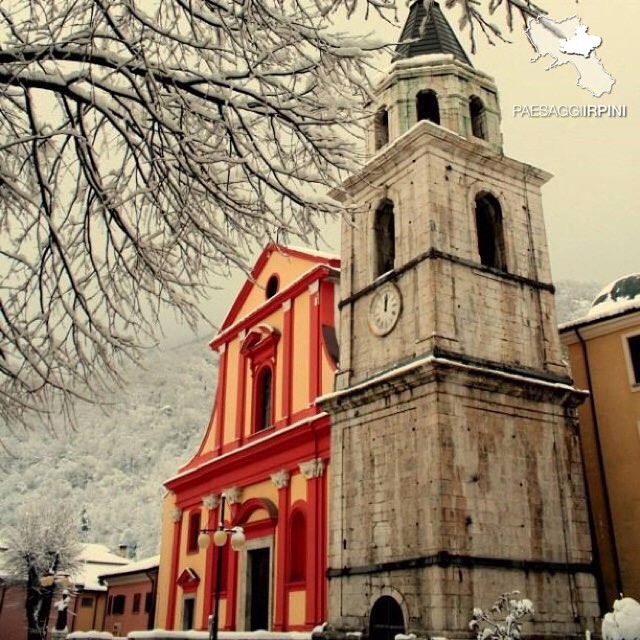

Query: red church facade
left=156, top=244, right=340, bottom=632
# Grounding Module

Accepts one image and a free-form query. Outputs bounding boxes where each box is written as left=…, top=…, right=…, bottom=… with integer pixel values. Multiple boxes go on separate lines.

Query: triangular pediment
left=218, top=244, right=339, bottom=333
left=176, top=568, right=200, bottom=590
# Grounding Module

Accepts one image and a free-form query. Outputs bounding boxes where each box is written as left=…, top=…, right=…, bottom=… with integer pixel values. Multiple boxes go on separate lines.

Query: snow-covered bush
left=469, top=592, right=534, bottom=640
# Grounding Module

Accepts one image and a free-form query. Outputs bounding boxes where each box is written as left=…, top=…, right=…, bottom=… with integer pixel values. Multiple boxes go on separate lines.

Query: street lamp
left=198, top=495, right=245, bottom=640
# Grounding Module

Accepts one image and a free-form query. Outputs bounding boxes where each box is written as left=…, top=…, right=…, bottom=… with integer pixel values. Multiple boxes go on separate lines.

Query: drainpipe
left=145, top=570, right=158, bottom=630
left=91, top=593, right=98, bottom=630
left=575, top=327, right=623, bottom=603
left=101, top=580, right=109, bottom=632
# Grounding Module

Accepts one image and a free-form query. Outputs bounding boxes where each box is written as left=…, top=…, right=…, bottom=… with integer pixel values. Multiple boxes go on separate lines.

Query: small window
left=416, top=90, right=440, bottom=125
left=627, top=335, right=640, bottom=385
left=374, top=108, right=389, bottom=151
left=112, top=595, right=126, bottom=616
left=475, top=193, right=507, bottom=271
left=145, top=592, right=153, bottom=614
left=469, top=96, right=486, bottom=139
left=187, top=510, right=201, bottom=553
left=132, top=593, right=141, bottom=614
left=266, top=275, right=279, bottom=299
left=254, top=366, right=273, bottom=431
left=288, top=509, right=307, bottom=582
left=80, top=596, right=94, bottom=608
left=374, top=200, right=395, bottom=277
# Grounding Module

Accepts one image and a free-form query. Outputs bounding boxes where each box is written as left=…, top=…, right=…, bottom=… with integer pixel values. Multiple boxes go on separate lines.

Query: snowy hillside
left=0, top=337, right=217, bottom=558
left=554, top=279, right=602, bottom=324
left=0, top=280, right=600, bottom=558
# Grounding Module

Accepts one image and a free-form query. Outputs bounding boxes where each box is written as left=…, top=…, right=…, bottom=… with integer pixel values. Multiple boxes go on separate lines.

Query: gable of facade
left=156, top=244, right=340, bottom=633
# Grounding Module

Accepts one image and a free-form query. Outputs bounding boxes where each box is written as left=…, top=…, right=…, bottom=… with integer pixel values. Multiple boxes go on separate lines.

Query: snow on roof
left=280, top=244, right=339, bottom=261
left=588, top=273, right=640, bottom=317
left=73, top=562, right=111, bottom=592
left=72, top=544, right=131, bottom=591
left=99, top=555, right=159, bottom=580
left=561, top=273, right=640, bottom=329
left=77, top=543, right=130, bottom=565
left=0, top=543, right=129, bottom=587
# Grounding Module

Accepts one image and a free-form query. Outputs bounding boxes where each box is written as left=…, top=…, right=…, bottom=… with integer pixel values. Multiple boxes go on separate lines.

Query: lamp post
left=198, top=495, right=246, bottom=640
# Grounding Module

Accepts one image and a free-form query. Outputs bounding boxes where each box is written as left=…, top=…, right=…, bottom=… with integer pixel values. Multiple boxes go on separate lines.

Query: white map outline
left=526, top=15, right=615, bottom=98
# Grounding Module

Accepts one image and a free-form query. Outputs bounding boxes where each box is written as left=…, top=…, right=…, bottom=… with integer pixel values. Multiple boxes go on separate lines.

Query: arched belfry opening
left=369, top=596, right=405, bottom=640
left=374, top=200, right=395, bottom=276
left=475, top=192, right=507, bottom=271
left=374, top=108, right=390, bottom=151
left=416, top=90, right=440, bottom=125
left=469, top=95, right=486, bottom=139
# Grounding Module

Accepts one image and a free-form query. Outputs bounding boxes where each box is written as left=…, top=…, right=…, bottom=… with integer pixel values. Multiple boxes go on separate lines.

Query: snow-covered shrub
left=469, top=592, right=534, bottom=640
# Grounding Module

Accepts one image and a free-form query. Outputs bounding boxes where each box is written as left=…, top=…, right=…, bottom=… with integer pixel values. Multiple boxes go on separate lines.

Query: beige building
left=319, top=2, right=599, bottom=638
left=560, top=274, right=640, bottom=606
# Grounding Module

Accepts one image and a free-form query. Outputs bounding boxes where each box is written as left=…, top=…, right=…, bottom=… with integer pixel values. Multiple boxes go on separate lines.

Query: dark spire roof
left=394, top=0, right=472, bottom=66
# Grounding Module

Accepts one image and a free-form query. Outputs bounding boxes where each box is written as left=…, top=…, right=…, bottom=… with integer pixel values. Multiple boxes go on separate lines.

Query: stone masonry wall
left=339, top=123, right=565, bottom=389
left=324, top=361, right=599, bottom=638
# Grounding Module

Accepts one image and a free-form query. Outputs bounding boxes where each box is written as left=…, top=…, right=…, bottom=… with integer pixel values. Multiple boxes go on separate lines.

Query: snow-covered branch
left=0, top=0, right=549, bottom=427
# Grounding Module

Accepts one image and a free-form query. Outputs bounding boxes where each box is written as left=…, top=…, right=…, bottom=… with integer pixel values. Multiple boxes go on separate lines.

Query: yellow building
left=560, top=273, right=640, bottom=605
left=156, top=244, right=340, bottom=632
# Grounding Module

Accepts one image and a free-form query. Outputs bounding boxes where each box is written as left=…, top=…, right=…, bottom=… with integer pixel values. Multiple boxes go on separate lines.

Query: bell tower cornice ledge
left=318, top=351, right=581, bottom=412
left=375, top=54, right=496, bottom=95
left=329, top=120, right=552, bottom=204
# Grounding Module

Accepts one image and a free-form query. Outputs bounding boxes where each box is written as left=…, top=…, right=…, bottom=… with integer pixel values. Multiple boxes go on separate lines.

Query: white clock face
left=368, top=283, right=402, bottom=336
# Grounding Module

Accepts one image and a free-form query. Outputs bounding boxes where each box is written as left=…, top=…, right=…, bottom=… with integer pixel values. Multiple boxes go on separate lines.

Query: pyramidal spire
left=395, top=0, right=472, bottom=66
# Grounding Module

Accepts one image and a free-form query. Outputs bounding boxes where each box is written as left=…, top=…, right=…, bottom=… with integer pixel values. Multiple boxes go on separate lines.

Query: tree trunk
left=26, top=564, right=56, bottom=640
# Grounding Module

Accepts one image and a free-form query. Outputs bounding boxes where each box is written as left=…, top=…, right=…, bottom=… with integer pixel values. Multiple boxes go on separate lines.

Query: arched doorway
left=369, top=595, right=405, bottom=640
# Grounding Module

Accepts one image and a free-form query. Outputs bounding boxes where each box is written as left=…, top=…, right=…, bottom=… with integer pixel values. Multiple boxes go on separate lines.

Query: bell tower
left=321, top=2, right=600, bottom=638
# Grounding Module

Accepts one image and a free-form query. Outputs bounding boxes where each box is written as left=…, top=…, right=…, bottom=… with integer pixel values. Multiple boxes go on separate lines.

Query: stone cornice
left=330, top=119, right=552, bottom=203
left=319, top=352, right=584, bottom=412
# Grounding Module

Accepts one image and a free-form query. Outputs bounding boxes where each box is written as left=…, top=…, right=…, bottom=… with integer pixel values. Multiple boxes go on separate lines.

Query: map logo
left=526, top=15, right=614, bottom=97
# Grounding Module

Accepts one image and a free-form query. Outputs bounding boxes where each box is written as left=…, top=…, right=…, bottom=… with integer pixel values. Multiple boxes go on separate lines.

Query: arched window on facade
left=416, top=90, right=440, bottom=125
left=374, top=200, right=395, bottom=277
left=288, top=508, right=307, bottom=582
left=254, top=366, right=273, bottom=431
left=475, top=193, right=507, bottom=271
left=186, top=510, right=201, bottom=553
left=469, top=95, right=486, bottom=139
left=374, top=108, right=389, bottom=151
left=265, top=274, right=279, bottom=299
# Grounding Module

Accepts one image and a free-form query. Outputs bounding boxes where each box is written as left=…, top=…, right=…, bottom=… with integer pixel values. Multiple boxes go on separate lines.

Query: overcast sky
left=168, top=0, right=640, bottom=344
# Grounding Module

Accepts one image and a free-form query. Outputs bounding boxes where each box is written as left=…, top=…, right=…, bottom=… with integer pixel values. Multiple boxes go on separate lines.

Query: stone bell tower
left=320, top=2, right=600, bottom=638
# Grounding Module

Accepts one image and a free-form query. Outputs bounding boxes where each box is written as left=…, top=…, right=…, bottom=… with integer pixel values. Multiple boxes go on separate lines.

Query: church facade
left=319, top=2, right=600, bottom=638
left=155, top=244, right=340, bottom=632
